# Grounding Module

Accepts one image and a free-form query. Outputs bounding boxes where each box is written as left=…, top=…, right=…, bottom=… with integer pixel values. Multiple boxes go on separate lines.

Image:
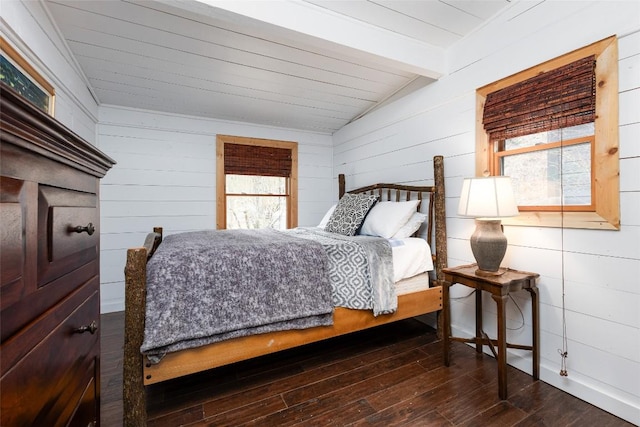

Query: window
left=216, top=135, right=298, bottom=229
left=1, top=37, right=55, bottom=114
left=498, top=124, right=594, bottom=211
left=476, top=36, right=619, bottom=230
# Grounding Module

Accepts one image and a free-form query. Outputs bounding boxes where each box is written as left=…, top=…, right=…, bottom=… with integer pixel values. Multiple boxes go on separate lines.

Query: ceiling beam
left=168, top=0, right=445, bottom=79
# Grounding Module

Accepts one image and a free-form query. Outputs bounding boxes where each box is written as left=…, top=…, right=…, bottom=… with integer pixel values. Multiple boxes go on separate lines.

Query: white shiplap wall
left=332, top=1, right=640, bottom=423
left=1, top=0, right=99, bottom=142
left=97, top=105, right=334, bottom=313
left=4, top=0, right=639, bottom=421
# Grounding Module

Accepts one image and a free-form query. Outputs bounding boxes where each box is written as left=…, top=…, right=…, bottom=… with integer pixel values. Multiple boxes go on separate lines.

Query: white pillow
left=359, top=200, right=420, bottom=239
left=392, top=211, right=428, bottom=239
left=317, top=204, right=336, bottom=228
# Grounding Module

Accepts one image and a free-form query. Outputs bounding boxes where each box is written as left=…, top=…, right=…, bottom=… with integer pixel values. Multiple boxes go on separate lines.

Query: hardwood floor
left=100, top=311, right=632, bottom=426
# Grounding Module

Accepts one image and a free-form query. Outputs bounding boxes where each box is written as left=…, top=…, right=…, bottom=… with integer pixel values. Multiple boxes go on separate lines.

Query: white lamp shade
left=458, top=176, right=519, bottom=219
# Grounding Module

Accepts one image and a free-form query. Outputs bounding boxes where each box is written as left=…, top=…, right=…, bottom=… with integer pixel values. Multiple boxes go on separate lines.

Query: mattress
left=395, top=272, right=431, bottom=295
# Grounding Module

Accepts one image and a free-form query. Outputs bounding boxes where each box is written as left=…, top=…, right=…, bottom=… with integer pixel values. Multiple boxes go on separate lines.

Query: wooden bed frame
left=122, top=155, right=447, bottom=425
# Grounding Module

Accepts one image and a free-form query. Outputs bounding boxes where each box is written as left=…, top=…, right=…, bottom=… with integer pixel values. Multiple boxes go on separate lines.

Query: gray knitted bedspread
left=141, top=227, right=394, bottom=362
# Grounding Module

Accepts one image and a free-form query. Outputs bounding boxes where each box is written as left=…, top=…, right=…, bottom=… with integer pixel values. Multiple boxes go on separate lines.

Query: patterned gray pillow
left=324, top=193, right=379, bottom=236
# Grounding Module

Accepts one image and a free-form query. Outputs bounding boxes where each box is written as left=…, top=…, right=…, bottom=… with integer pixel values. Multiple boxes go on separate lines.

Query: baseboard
left=100, top=300, right=124, bottom=314
left=450, top=325, right=640, bottom=425
left=539, top=364, right=640, bottom=425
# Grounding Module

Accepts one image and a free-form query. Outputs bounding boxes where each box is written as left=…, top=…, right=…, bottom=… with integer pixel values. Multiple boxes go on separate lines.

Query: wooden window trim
left=216, top=135, right=298, bottom=229
left=476, top=36, right=619, bottom=230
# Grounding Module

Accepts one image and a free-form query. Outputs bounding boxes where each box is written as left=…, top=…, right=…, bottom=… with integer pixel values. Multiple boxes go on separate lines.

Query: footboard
left=142, top=284, right=441, bottom=384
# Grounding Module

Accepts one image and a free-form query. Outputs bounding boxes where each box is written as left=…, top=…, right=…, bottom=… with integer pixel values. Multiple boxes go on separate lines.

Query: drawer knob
left=71, top=223, right=95, bottom=235
left=75, top=320, right=98, bottom=335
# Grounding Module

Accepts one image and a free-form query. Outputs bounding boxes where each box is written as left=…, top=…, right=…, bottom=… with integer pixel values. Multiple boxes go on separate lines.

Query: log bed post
left=123, top=248, right=148, bottom=427
left=432, top=155, right=448, bottom=339
left=433, top=155, right=447, bottom=282
left=123, top=228, right=162, bottom=426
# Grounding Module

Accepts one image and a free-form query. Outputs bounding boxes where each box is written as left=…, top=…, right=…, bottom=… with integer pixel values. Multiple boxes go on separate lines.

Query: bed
left=122, top=155, right=447, bottom=425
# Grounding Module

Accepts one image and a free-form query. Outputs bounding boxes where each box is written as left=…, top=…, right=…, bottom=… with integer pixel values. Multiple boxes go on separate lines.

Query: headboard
left=337, top=155, right=447, bottom=281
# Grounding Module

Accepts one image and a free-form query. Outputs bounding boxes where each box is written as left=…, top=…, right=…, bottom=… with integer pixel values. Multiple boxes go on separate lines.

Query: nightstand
left=441, top=263, right=540, bottom=399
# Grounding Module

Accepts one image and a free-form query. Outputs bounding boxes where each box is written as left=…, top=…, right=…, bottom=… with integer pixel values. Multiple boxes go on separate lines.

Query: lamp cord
left=452, top=290, right=525, bottom=331
left=558, top=133, right=569, bottom=377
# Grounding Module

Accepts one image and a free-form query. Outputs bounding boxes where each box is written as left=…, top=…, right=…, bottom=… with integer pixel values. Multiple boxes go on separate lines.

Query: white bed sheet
left=390, top=237, right=434, bottom=283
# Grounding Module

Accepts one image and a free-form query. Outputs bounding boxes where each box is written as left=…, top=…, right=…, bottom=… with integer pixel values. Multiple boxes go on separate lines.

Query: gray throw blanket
left=141, top=229, right=333, bottom=362
left=141, top=228, right=396, bottom=362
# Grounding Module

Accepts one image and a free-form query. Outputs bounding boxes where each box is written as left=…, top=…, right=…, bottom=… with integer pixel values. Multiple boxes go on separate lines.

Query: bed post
left=432, top=155, right=447, bottom=339
left=123, top=248, right=149, bottom=426
left=339, top=173, right=346, bottom=199
left=433, top=155, right=447, bottom=281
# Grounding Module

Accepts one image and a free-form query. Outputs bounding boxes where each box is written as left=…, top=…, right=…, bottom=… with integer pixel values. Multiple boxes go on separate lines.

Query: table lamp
left=458, top=176, right=519, bottom=276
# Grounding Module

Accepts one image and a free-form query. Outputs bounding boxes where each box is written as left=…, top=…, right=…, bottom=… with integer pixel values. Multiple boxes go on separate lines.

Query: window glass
left=502, top=140, right=592, bottom=207
left=226, top=194, right=288, bottom=230
left=226, top=175, right=286, bottom=195
left=225, top=175, right=288, bottom=230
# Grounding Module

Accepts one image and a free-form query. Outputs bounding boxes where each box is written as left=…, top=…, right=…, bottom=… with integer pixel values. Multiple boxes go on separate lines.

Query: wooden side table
left=442, top=264, right=540, bottom=399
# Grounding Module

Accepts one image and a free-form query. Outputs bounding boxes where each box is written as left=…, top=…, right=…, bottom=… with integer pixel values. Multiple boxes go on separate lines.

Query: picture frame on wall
left=1, top=37, right=55, bottom=114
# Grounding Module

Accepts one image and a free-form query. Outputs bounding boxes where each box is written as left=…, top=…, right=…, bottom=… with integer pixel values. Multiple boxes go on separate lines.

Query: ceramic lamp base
left=470, top=219, right=507, bottom=274
left=475, top=267, right=507, bottom=277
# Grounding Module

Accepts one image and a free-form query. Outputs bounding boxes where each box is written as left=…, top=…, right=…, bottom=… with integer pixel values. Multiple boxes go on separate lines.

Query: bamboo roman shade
left=483, top=55, right=596, bottom=141
left=224, top=143, right=292, bottom=177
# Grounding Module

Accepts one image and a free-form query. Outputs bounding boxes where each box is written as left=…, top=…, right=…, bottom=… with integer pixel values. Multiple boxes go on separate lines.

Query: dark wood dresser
left=1, top=84, right=115, bottom=426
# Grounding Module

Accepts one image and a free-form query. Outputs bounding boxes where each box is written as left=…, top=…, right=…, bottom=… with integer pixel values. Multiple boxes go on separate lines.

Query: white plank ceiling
left=45, top=0, right=510, bottom=134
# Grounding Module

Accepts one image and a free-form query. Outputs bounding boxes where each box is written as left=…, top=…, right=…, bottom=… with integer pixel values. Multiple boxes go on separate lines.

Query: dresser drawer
left=0, top=288, right=100, bottom=426
left=49, top=206, right=98, bottom=262
left=38, top=185, right=98, bottom=286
